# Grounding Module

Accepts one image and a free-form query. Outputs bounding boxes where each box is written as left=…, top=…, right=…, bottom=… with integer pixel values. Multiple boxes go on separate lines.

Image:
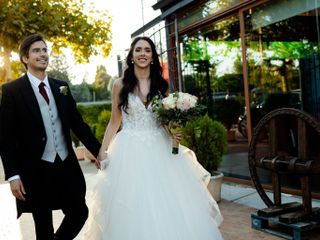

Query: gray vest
left=34, top=84, right=69, bottom=162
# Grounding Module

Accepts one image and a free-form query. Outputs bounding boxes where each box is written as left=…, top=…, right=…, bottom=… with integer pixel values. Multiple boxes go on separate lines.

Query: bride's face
left=132, top=40, right=153, bottom=69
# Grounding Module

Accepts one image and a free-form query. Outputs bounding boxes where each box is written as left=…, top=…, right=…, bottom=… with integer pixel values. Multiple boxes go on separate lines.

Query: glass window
left=178, top=0, right=241, bottom=29
left=244, top=0, right=320, bottom=190
left=245, top=0, right=320, bottom=125
left=180, top=15, right=243, bottom=127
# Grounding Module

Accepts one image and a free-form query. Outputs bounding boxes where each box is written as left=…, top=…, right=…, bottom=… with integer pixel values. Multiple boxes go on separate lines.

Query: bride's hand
left=173, top=132, right=183, bottom=143
left=95, top=152, right=107, bottom=169
left=100, top=158, right=110, bottom=170
left=98, top=150, right=107, bottom=161
left=96, top=151, right=110, bottom=170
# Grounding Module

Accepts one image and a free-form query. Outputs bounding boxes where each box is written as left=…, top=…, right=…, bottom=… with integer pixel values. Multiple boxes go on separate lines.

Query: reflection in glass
left=178, top=0, right=241, bottom=29
left=245, top=0, right=320, bottom=191
left=245, top=1, right=320, bottom=127
left=180, top=15, right=243, bottom=134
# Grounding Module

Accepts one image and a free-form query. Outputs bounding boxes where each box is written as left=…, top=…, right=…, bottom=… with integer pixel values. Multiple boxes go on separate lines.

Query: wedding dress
left=80, top=93, right=223, bottom=240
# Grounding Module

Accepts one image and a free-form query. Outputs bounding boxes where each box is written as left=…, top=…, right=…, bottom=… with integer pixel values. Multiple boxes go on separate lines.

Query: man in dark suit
left=0, top=34, right=101, bottom=240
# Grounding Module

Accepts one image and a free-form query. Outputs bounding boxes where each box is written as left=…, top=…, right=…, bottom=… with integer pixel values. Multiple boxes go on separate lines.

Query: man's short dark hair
left=19, top=33, right=47, bottom=69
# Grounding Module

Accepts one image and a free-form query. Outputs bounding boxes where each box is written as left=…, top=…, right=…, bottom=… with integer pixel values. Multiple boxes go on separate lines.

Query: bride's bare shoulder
left=112, top=78, right=124, bottom=93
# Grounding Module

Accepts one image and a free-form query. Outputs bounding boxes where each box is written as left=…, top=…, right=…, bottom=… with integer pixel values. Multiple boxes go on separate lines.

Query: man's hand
left=10, top=179, right=26, bottom=201
left=94, top=158, right=102, bottom=170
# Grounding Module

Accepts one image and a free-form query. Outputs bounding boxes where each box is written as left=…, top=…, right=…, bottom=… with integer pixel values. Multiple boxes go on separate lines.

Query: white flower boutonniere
left=59, top=86, right=68, bottom=95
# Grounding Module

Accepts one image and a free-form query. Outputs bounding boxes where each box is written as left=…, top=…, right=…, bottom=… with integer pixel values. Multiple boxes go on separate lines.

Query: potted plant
left=182, top=114, right=228, bottom=202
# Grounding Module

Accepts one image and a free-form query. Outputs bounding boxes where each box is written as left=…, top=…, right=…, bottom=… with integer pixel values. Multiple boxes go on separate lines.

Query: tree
left=92, top=65, right=111, bottom=100
left=71, top=81, right=92, bottom=102
left=0, top=0, right=112, bottom=82
left=47, top=54, right=73, bottom=84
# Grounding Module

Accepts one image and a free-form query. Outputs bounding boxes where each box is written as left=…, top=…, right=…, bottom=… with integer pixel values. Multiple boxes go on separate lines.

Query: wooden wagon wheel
left=248, top=108, right=320, bottom=210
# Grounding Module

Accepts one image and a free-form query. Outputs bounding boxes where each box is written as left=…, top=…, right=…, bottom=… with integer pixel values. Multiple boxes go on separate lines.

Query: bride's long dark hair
left=119, top=36, right=168, bottom=112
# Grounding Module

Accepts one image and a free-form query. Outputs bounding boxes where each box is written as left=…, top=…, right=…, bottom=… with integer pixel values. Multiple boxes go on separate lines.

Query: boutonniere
left=59, top=86, right=68, bottom=95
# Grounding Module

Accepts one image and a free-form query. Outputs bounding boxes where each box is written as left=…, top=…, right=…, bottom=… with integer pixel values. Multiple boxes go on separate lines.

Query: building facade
left=132, top=0, right=320, bottom=192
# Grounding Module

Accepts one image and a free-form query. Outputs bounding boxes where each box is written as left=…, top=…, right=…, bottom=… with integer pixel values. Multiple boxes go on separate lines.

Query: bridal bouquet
left=152, top=92, right=206, bottom=154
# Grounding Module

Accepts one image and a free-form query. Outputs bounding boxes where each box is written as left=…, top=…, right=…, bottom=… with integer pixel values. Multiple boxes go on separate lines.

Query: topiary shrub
left=182, top=114, right=228, bottom=174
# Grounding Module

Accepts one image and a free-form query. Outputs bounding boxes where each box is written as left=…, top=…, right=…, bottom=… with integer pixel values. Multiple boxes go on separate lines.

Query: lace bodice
left=120, top=94, right=164, bottom=143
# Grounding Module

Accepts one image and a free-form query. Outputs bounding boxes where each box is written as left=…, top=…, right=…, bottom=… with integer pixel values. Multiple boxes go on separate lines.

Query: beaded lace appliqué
left=121, top=94, right=163, bottom=144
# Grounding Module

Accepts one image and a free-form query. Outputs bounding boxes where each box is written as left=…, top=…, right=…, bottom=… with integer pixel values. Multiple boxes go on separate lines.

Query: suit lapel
left=19, top=75, right=45, bottom=129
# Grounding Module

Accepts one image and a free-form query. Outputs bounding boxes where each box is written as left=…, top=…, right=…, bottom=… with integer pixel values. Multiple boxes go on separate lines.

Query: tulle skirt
left=80, top=128, right=223, bottom=240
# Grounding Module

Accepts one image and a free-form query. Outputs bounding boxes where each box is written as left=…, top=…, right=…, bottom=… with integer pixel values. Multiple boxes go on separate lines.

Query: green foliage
left=155, top=103, right=206, bottom=126
left=77, top=103, right=111, bottom=127
left=10, top=60, right=25, bottom=79
left=0, top=0, right=112, bottom=82
left=92, top=65, right=111, bottom=101
left=71, top=103, right=111, bottom=146
left=182, top=114, right=227, bottom=174
left=0, top=0, right=112, bottom=60
left=216, top=74, right=243, bottom=93
left=95, top=110, right=111, bottom=142
left=47, top=54, right=73, bottom=84
left=70, top=82, right=92, bottom=102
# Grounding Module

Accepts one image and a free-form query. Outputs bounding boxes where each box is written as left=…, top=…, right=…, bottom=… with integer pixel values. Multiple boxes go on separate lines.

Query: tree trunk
left=3, top=49, right=12, bottom=82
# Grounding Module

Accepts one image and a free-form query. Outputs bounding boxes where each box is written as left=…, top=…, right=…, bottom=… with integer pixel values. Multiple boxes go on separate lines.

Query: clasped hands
left=95, top=151, right=110, bottom=170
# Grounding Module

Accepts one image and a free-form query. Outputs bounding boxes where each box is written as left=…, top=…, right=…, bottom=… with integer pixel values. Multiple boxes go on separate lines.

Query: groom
left=0, top=34, right=101, bottom=240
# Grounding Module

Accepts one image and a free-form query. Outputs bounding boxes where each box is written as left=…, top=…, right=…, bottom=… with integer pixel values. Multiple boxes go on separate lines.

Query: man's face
left=22, top=40, right=49, bottom=72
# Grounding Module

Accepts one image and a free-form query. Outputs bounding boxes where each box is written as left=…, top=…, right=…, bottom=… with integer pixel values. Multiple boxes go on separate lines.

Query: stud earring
left=151, top=61, right=153, bottom=65
left=131, top=60, right=134, bottom=64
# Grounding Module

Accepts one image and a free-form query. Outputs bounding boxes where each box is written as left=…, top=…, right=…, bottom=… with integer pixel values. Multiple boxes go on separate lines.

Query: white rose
left=162, top=94, right=176, bottom=110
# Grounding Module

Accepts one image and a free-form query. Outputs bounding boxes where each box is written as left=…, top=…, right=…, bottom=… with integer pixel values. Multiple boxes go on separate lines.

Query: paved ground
left=1, top=159, right=320, bottom=239
left=221, top=183, right=320, bottom=240
left=219, top=200, right=281, bottom=240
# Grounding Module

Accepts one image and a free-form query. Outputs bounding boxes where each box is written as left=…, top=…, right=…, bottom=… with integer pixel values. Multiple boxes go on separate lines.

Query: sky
left=71, top=0, right=160, bottom=84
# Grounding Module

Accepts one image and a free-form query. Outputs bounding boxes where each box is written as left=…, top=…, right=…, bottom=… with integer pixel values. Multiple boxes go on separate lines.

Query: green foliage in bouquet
left=155, top=104, right=207, bottom=125
left=182, top=114, right=228, bottom=174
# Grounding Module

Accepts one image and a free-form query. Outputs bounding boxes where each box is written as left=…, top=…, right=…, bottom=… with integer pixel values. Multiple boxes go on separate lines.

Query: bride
left=80, top=36, right=223, bottom=240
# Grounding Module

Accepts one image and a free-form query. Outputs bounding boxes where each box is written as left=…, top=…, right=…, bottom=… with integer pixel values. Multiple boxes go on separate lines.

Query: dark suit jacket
left=0, top=74, right=101, bottom=216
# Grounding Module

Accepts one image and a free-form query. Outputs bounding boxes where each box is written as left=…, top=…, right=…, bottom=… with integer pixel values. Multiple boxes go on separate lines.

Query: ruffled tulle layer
left=79, top=129, right=223, bottom=240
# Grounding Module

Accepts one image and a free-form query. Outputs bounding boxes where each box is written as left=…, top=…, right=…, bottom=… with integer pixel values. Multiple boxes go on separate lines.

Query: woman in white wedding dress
left=81, top=36, right=223, bottom=240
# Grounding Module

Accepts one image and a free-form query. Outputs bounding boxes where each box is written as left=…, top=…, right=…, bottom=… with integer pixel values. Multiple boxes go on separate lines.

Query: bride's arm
left=96, top=79, right=122, bottom=167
